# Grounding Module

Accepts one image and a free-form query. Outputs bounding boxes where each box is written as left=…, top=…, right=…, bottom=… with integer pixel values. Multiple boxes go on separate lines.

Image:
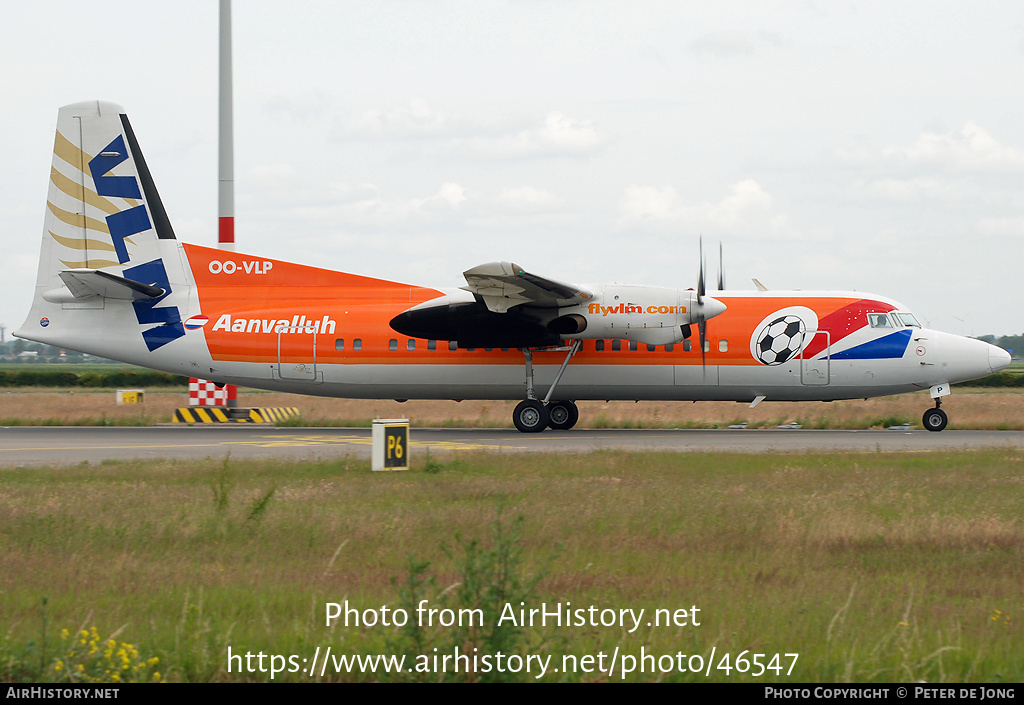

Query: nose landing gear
left=922, top=398, right=948, bottom=432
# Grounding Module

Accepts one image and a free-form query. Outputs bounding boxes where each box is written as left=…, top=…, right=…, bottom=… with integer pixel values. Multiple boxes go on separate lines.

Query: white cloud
left=621, top=180, right=772, bottom=229
left=263, top=91, right=333, bottom=122
left=445, top=113, right=609, bottom=159
left=334, top=100, right=457, bottom=140
left=687, top=31, right=786, bottom=58
left=495, top=186, right=561, bottom=213
left=412, top=182, right=466, bottom=212
left=836, top=123, right=1024, bottom=175
left=901, top=123, right=1024, bottom=171
left=848, top=177, right=963, bottom=205
left=621, top=185, right=679, bottom=221
left=242, top=163, right=381, bottom=209
left=244, top=181, right=470, bottom=233
left=977, top=215, right=1024, bottom=237
left=332, top=103, right=609, bottom=159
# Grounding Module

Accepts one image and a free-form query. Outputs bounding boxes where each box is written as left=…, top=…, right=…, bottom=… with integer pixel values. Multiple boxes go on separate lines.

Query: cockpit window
left=896, top=313, right=921, bottom=328
left=868, top=313, right=893, bottom=328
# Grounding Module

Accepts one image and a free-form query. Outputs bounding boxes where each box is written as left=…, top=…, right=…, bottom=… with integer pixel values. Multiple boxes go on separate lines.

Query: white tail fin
left=16, top=101, right=190, bottom=355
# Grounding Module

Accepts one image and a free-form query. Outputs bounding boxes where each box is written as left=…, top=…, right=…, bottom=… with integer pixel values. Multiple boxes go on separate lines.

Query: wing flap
left=462, top=261, right=593, bottom=313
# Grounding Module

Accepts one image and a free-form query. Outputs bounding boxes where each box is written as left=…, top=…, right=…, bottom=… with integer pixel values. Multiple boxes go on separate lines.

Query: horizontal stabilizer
left=53, top=269, right=165, bottom=301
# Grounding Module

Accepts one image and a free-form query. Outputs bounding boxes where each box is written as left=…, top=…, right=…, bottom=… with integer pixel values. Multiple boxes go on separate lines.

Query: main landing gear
left=513, top=342, right=582, bottom=433
left=922, top=398, right=948, bottom=432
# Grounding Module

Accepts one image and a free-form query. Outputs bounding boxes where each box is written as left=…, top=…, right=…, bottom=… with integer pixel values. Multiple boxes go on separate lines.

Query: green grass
left=1, top=450, right=1022, bottom=682
left=0, top=363, right=151, bottom=373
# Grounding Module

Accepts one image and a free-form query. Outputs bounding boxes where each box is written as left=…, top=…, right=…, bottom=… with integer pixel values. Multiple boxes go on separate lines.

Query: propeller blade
left=717, top=242, right=725, bottom=291
left=697, top=237, right=705, bottom=305
left=698, top=318, right=707, bottom=367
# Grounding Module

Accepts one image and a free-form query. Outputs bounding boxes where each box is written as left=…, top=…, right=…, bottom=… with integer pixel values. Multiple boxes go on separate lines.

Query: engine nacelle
left=391, top=284, right=726, bottom=348
left=553, top=285, right=724, bottom=346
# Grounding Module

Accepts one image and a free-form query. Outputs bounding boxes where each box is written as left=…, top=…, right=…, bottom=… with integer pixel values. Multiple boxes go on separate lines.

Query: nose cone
left=989, top=344, right=1012, bottom=374
left=700, top=295, right=727, bottom=321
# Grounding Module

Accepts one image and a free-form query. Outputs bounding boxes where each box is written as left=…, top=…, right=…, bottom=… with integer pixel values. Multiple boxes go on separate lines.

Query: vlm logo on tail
left=75, top=108, right=185, bottom=351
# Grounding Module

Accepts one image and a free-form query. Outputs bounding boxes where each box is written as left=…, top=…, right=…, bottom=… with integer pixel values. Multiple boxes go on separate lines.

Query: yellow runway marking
left=0, top=434, right=523, bottom=454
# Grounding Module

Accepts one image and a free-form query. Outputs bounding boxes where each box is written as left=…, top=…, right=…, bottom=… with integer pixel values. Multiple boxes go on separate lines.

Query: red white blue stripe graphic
left=184, top=315, right=210, bottom=331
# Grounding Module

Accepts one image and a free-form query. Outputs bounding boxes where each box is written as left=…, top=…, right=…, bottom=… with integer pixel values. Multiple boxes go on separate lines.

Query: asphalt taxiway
left=1, top=426, right=1022, bottom=467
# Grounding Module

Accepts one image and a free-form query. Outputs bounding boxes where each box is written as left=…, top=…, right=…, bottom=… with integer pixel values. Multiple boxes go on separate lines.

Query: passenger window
left=719, top=340, right=728, bottom=352
left=612, top=340, right=621, bottom=351
left=596, top=340, right=605, bottom=351
left=683, top=340, right=692, bottom=352
left=428, top=340, right=436, bottom=350
left=704, top=340, right=710, bottom=353
left=647, top=344, right=656, bottom=352
left=868, top=314, right=893, bottom=329
left=449, top=341, right=457, bottom=351
left=389, top=339, right=398, bottom=351
left=335, top=339, right=344, bottom=351
left=353, top=339, right=362, bottom=351
left=628, top=341, right=638, bottom=351
left=665, top=344, right=674, bottom=352
left=407, top=339, right=416, bottom=351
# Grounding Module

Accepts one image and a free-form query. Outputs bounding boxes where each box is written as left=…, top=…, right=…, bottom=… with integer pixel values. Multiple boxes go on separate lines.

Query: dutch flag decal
left=184, top=315, right=210, bottom=331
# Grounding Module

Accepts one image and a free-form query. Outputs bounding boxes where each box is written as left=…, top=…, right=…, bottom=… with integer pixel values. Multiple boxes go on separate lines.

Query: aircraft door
left=800, top=330, right=830, bottom=385
left=276, top=324, right=322, bottom=383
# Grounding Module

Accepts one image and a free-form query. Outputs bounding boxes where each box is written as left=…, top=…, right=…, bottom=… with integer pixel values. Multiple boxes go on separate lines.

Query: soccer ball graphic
left=754, top=315, right=806, bottom=365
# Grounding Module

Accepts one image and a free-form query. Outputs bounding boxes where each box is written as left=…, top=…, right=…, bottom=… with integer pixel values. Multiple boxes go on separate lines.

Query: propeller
left=697, top=238, right=707, bottom=366
left=684, top=237, right=727, bottom=367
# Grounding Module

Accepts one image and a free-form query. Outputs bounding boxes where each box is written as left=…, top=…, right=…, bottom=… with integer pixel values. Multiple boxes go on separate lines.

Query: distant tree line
left=1, top=340, right=98, bottom=363
left=0, top=369, right=188, bottom=387
left=976, top=334, right=1023, bottom=359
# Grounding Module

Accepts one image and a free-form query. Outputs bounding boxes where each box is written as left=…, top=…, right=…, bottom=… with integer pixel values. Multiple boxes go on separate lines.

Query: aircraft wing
left=461, top=261, right=593, bottom=313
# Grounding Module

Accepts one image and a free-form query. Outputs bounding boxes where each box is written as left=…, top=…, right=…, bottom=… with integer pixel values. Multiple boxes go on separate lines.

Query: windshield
left=896, top=312, right=921, bottom=328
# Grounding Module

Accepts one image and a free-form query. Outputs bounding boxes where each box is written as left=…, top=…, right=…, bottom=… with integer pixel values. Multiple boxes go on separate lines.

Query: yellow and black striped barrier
left=253, top=407, right=301, bottom=423
left=173, top=407, right=300, bottom=424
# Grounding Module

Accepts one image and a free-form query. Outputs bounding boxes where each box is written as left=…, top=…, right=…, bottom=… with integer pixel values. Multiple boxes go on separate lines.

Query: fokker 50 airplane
left=16, top=102, right=1012, bottom=432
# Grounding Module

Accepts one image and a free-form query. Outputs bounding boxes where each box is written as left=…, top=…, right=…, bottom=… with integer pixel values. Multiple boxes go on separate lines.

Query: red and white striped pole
left=216, top=0, right=238, bottom=406
left=218, top=0, right=235, bottom=253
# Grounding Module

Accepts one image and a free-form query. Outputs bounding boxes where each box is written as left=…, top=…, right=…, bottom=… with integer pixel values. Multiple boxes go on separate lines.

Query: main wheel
left=547, top=400, right=579, bottom=430
left=922, top=407, right=948, bottom=432
left=513, top=399, right=549, bottom=433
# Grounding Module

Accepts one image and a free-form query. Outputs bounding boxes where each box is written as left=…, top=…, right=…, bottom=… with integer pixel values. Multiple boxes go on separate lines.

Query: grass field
left=1, top=387, right=1022, bottom=430
left=1, top=449, right=1022, bottom=682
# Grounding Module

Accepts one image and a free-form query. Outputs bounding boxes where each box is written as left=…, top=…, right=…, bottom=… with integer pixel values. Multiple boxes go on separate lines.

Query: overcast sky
left=2, top=1, right=1022, bottom=340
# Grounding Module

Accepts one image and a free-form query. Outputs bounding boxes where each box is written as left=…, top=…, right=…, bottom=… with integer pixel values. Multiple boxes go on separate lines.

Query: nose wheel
left=922, top=400, right=948, bottom=432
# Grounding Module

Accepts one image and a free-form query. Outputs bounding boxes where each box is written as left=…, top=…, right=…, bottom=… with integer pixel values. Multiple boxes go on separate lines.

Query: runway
left=1, top=426, right=1022, bottom=467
